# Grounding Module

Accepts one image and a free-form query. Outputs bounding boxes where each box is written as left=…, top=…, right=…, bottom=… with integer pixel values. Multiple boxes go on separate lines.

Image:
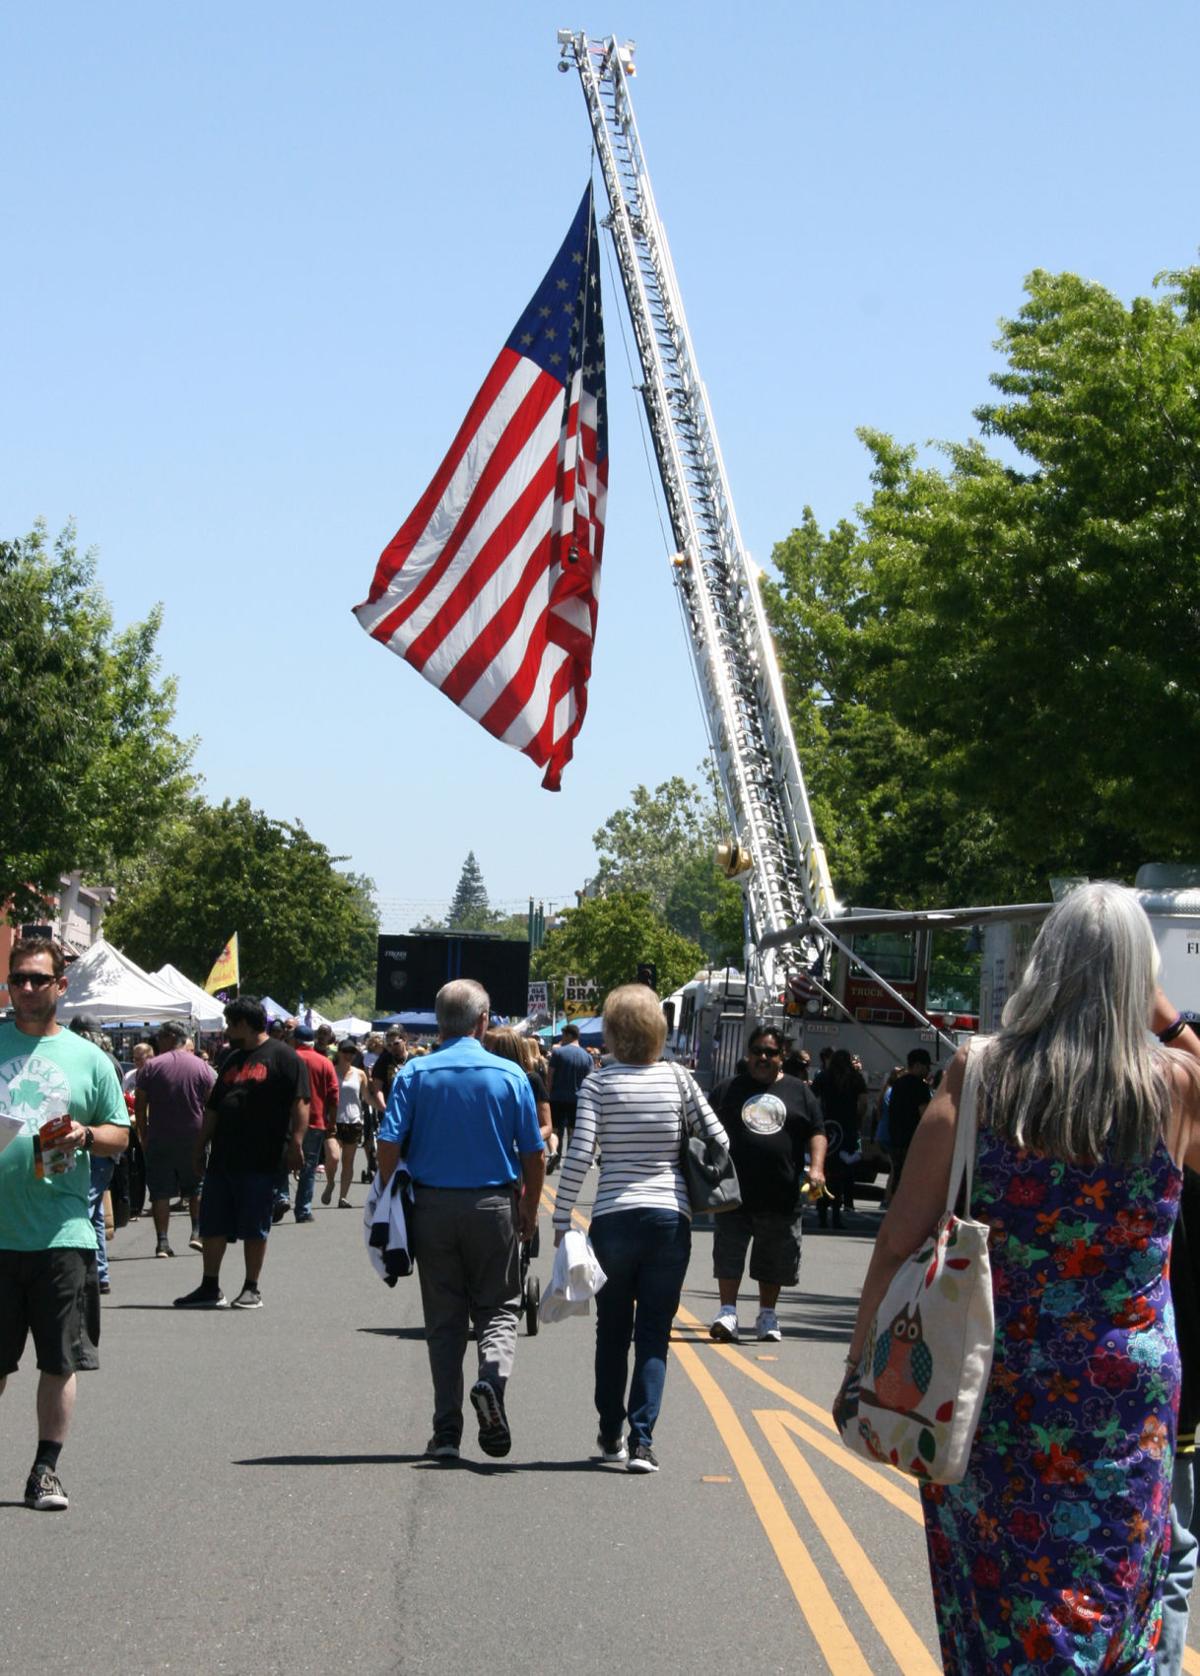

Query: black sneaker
left=24, top=1465, right=68, bottom=1510
left=230, top=1285, right=263, bottom=1310
left=469, top=1379, right=511, bottom=1458
left=424, top=1436, right=461, bottom=1462
left=155, top=1239, right=174, bottom=1258
left=593, top=1433, right=629, bottom=1465
left=271, top=1201, right=288, bottom=1224
left=173, top=1283, right=228, bottom=1309
left=627, top=1443, right=659, bottom=1474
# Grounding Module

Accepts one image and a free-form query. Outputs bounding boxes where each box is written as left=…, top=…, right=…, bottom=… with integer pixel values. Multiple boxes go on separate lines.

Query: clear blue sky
left=4, top=3, right=1197, bottom=930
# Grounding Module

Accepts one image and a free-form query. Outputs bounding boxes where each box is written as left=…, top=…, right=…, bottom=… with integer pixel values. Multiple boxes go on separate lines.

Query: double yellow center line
left=539, top=1181, right=937, bottom=1674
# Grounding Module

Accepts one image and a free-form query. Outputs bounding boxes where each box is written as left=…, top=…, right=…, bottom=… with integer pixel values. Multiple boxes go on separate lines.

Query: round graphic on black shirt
left=741, top=1091, right=787, bottom=1136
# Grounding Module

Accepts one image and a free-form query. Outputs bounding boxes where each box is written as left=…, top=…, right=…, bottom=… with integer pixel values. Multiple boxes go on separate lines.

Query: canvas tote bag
left=836, top=1035, right=994, bottom=1484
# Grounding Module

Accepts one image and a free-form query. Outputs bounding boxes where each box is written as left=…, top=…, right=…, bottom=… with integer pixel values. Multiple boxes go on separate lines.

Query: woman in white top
left=328, top=1040, right=369, bottom=1208
left=553, top=984, right=728, bottom=1474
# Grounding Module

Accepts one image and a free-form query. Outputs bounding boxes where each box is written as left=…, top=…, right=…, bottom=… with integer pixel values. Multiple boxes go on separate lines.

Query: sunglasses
left=9, top=971, right=56, bottom=990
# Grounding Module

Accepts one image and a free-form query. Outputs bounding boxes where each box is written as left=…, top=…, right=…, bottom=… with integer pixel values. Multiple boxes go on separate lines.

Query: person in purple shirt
left=135, top=1022, right=216, bottom=1256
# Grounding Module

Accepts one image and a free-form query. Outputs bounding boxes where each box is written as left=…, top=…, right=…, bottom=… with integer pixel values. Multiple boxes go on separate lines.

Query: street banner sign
left=564, top=975, right=597, bottom=1019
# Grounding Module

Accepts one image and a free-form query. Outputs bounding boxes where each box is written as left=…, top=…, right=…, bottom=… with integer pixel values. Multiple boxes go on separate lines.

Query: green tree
left=446, top=851, right=495, bottom=931
left=532, top=891, right=704, bottom=1004
left=591, top=777, right=723, bottom=912
left=104, top=799, right=378, bottom=1003
left=665, top=854, right=746, bottom=967
left=0, top=522, right=194, bottom=921
left=590, top=774, right=744, bottom=963
left=764, top=263, right=1200, bottom=907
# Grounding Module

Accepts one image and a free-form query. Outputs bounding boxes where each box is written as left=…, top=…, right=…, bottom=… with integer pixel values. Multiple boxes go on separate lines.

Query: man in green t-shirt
left=0, top=937, right=129, bottom=1511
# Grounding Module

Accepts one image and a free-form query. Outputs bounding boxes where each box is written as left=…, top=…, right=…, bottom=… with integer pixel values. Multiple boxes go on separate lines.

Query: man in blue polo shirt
left=377, top=978, right=544, bottom=1463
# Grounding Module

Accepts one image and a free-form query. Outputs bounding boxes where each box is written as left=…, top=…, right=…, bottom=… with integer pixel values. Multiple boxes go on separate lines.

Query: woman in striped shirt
left=553, top=984, right=728, bottom=1474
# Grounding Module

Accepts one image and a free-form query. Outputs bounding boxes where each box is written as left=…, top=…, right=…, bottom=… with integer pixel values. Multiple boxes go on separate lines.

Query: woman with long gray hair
left=835, top=881, right=1200, bottom=1673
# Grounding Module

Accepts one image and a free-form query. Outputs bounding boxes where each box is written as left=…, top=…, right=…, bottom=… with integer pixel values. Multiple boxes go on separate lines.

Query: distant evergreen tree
left=447, top=852, right=493, bottom=930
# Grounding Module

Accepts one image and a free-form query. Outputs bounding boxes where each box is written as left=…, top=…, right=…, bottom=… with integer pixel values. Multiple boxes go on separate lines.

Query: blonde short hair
left=602, top=984, right=666, bottom=1065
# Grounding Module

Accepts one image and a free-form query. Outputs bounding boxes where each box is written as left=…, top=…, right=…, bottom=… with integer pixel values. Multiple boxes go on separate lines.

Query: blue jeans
left=88, top=1156, right=115, bottom=1286
left=1159, top=1450, right=1200, bottom=1673
left=588, top=1207, right=691, bottom=1449
left=292, top=1129, right=326, bottom=1219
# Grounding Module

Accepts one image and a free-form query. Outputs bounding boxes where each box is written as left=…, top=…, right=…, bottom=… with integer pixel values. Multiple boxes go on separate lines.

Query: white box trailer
left=982, top=866, right=1200, bottom=1030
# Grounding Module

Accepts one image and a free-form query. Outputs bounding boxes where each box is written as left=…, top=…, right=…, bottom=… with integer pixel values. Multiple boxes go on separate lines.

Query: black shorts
left=145, top=1137, right=204, bottom=1201
left=550, top=1100, right=577, bottom=1137
left=0, top=1248, right=101, bottom=1377
left=198, top=1166, right=277, bottom=1244
left=712, top=1208, right=804, bottom=1287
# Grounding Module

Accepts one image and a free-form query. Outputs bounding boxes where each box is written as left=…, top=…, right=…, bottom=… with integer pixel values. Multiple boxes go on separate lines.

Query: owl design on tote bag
left=870, top=1302, right=933, bottom=1414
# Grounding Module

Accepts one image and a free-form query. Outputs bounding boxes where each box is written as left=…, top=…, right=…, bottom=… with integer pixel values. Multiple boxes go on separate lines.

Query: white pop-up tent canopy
left=58, top=939, right=194, bottom=1024
left=330, top=1015, right=372, bottom=1037
left=154, top=964, right=227, bottom=1030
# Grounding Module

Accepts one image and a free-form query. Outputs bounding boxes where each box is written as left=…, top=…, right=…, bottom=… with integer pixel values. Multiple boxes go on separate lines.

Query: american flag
left=353, top=186, right=607, bottom=791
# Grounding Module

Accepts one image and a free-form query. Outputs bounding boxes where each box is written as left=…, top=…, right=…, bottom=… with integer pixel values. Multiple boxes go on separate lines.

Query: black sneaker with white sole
left=627, top=1442, right=659, bottom=1474
left=593, top=1434, right=629, bottom=1465
left=424, top=1436, right=461, bottom=1462
left=24, top=1466, right=69, bottom=1510
left=173, top=1283, right=229, bottom=1309
left=469, top=1379, right=512, bottom=1458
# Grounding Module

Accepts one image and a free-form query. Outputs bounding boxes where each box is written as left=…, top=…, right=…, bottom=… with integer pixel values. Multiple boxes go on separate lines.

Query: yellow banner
left=564, top=976, right=597, bottom=1019
left=204, top=933, right=239, bottom=994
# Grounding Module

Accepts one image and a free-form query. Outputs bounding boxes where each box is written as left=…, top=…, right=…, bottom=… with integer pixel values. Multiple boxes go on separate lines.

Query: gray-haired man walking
left=377, top=980, right=544, bottom=1461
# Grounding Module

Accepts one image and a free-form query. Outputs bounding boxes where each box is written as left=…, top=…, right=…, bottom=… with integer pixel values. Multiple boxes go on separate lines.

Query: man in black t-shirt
left=174, top=996, right=310, bottom=1312
left=708, top=1026, right=827, bottom=1344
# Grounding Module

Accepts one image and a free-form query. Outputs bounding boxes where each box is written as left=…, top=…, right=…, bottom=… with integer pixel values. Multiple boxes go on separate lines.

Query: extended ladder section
left=557, top=31, right=839, bottom=988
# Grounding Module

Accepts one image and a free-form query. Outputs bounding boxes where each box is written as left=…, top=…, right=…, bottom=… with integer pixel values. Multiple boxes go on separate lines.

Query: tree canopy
left=531, top=891, right=704, bottom=1004
left=103, top=797, right=378, bottom=1005
left=764, top=264, right=1200, bottom=907
left=0, top=522, right=194, bottom=921
left=591, top=775, right=746, bottom=966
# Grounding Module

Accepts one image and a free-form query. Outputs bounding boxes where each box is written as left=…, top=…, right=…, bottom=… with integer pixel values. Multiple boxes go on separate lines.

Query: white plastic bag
left=538, top=1229, right=606, bottom=1324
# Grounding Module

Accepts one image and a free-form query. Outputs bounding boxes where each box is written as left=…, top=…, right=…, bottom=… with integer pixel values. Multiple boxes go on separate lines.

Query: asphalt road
left=3, top=1177, right=1199, bottom=1676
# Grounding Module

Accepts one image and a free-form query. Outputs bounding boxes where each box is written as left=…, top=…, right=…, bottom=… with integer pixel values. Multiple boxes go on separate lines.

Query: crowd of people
left=5, top=881, right=1200, bottom=1672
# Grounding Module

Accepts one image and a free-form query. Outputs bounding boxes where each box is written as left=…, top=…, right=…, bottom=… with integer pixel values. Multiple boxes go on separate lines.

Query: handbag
left=671, top=1064, right=742, bottom=1214
left=835, top=1035, right=994, bottom=1484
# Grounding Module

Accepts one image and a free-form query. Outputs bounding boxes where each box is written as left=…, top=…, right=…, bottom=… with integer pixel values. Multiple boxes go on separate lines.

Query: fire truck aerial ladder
left=556, top=29, right=840, bottom=1004
left=554, top=31, right=1054, bottom=1071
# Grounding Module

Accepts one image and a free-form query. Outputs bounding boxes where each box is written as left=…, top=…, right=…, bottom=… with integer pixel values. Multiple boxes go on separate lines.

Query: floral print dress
left=921, top=1126, right=1182, bottom=1674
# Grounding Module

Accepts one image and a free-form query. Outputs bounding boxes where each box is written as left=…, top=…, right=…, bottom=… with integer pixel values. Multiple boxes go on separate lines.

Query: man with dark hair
left=174, top=996, right=309, bottom=1311
left=546, top=1023, right=591, bottom=1173
left=377, top=980, right=544, bottom=1462
left=0, top=937, right=129, bottom=1510
left=136, top=1019, right=215, bottom=1255
left=709, top=1025, right=826, bottom=1343
left=885, top=1047, right=933, bottom=1190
